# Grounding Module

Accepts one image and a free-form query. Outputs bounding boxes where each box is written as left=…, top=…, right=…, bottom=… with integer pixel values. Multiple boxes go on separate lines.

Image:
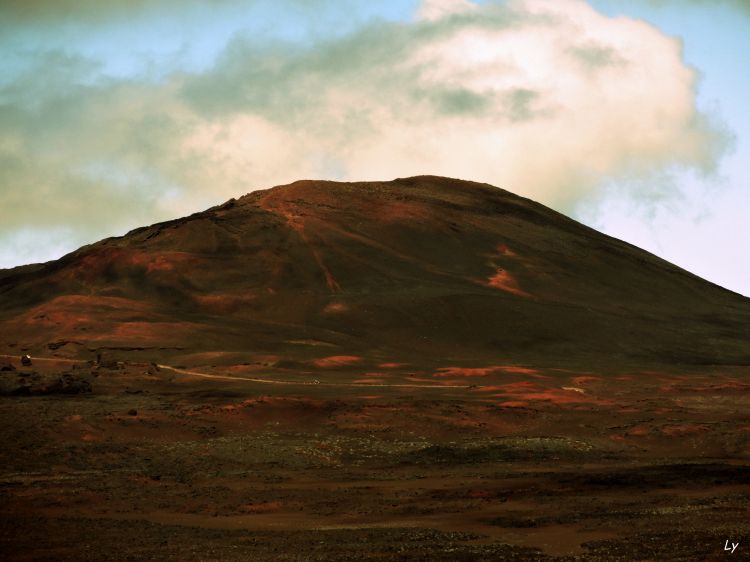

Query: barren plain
left=1, top=177, right=748, bottom=560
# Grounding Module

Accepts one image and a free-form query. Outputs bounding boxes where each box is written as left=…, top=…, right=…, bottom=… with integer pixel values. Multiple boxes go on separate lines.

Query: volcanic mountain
left=1, top=175, right=748, bottom=371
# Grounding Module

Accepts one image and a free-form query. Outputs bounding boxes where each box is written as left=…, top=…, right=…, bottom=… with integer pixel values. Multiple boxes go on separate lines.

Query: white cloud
left=417, top=0, right=479, bottom=21
left=177, top=0, right=727, bottom=209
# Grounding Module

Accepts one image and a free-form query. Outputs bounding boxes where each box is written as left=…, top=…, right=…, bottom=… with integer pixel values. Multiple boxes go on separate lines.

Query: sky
left=0, top=0, right=748, bottom=295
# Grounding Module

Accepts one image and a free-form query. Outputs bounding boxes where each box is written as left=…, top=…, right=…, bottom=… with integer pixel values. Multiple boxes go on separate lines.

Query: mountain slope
left=1, top=175, right=748, bottom=370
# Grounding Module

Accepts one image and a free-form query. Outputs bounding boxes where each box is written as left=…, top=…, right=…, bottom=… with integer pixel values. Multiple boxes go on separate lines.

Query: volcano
left=0, top=175, right=747, bottom=371
left=3, top=176, right=750, bottom=561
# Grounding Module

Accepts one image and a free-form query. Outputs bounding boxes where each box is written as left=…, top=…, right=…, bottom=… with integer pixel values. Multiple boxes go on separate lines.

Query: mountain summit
left=1, top=176, right=748, bottom=370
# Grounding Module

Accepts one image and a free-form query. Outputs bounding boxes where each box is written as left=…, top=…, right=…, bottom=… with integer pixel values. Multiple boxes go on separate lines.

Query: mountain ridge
left=1, top=175, right=747, bottom=371
left=3, top=175, right=740, bottom=297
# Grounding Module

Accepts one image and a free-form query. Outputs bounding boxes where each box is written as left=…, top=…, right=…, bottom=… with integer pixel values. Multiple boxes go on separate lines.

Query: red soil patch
left=194, top=293, right=256, bottom=314
left=625, top=425, right=651, bottom=437
left=9, top=295, right=205, bottom=348
left=374, top=200, right=430, bottom=223
left=472, top=386, right=507, bottom=393
left=379, top=362, right=407, bottom=369
left=312, top=355, right=363, bottom=369
left=434, top=366, right=540, bottom=377
left=502, top=388, right=614, bottom=407
left=485, top=268, right=531, bottom=297
left=111, top=322, right=170, bottom=339
left=497, top=381, right=545, bottom=393
left=572, top=376, right=602, bottom=386
left=100, top=322, right=201, bottom=345
left=714, top=382, right=750, bottom=391
left=186, top=397, right=331, bottom=429
left=480, top=381, right=611, bottom=407
left=125, top=250, right=195, bottom=273
left=60, top=248, right=196, bottom=282
left=435, top=367, right=497, bottom=377
left=496, top=244, right=517, bottom=257
left=221, top=365, right=258, bottom=374
left=323, top=302, right=349, bottom=314
left=194, top=397, right=322, bottom=416
left=19, top=295, right=151, bottom=330
left=501, top=366, right=540, bottom=375
left=661, top=424, right=710, bottom=437
left=211, top=357, right=281, bottom=373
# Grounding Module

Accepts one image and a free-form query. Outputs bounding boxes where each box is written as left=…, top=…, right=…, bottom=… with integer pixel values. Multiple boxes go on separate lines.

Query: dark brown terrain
left=1, top=176, right=749, bottom=560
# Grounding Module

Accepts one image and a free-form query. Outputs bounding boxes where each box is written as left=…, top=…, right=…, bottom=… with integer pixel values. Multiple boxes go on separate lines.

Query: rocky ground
left=1, top=356, right=749, bottom=560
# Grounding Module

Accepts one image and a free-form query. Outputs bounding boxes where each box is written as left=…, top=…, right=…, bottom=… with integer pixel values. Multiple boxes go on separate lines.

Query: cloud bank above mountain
left=0, top=0, right=732, bottom=266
